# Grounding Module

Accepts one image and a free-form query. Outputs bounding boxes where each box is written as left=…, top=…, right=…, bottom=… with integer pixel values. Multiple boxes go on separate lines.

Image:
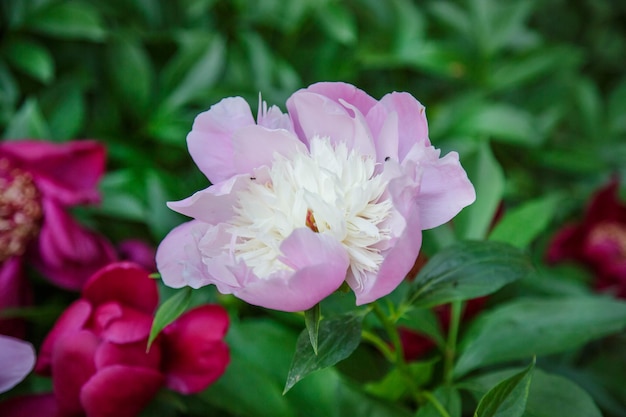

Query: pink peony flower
left=0, top=140, right=117, bottom=294
left=157, top=82, right=475, bottom=312
left=0, top=334, right=35, bottom=393
left=28, top=262, right=229, bottom=417
left=547, top=179, right=626, bottom=297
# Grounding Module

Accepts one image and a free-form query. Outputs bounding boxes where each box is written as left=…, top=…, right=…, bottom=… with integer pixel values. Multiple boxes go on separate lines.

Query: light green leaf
left=474, top=358, right=535, bottom=417
left=315, top=2, right=357, bottom=45
left=284, top=313, right=364, bottom=393
left=406, top=241, right=533, bottom=309
left=488, top=195, right=562, bottom=248
left=455, top=297, right=626, bottom=378
left=304, top=303, right=321, bottom=355
left=147, top=287, right=192, bottom=349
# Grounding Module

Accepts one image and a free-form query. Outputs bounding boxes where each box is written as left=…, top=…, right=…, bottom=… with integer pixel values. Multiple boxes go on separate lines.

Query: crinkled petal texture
left=161, top=305, right=230, bottom=394
left=0, top=335, right=35, bottom=393
left=158, top=82, right=475, bottom=310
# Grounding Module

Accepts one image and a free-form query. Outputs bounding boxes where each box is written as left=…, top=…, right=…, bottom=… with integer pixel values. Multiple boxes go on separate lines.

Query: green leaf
left=315, top=2, right=357, bottom=45
left=4, top=38, right=54, bottom=83
left=406, top=240, right=533, bottom=309
left=397, top=307, right=446, bottom=348
left=454, top=142, right=505, bottom=240
left=106, top=37, right=153, bottom=116
left=304, top=303, right=321, bottom=355
left=488, top=194, right=562, bottom=248
left=455, top=296, right=626, bottom=378
left=26, top=2, right=106, bottom=41
left=461, top=368, right=602, bottom=417
left=284, top=312, right=364, bottom=393
left=366, top=360, right=436, bottom=402
left=416, top=386, right=462, bottom=417
left=474, top=358, right=535, bottom=417
left=147, top=287, right=192, bottom=349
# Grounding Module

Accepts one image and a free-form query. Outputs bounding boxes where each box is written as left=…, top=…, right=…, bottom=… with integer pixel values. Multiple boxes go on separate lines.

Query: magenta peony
left=0, top=140, right=117, bottom=287
left=547, top=179, right=626, bottom=297
left=156, top=82, right=475, bottom=312
left=20, top=262, right=230, bottom=417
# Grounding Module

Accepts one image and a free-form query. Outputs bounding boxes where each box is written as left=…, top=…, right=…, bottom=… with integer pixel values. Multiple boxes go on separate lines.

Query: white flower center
left=229, top=136, right=392, bottom=284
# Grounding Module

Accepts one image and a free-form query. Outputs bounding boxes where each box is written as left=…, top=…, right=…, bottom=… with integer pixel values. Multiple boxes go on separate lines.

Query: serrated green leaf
left=406, top=240, right=533, bottom=309
left=455, top=297, right=626, bottom=378
left=488, top=195, right=562, bottom=248
left=474, top=358, right=535, bottom=417
left=147, top=287, right=192, bottom=349
left=26, top=2, right=106, bottom=40
left=284, top=313, right=364, bottom=393
left=4, top=38, right=54, bottom=83
left=304, top=303, right=321, bottom=355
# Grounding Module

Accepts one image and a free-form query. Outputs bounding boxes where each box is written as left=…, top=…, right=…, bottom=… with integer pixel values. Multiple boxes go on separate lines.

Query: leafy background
left=1, top=0, right=626, bottom=416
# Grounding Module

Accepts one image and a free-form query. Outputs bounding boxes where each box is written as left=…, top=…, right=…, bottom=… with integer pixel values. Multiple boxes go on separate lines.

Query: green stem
left=371, top=301, right=421, bottom=402
left=443, top=300, right=463, bottom=384
left=422, top=391, right=452, bottom=417
left=361, top=330, right=395, bottom=363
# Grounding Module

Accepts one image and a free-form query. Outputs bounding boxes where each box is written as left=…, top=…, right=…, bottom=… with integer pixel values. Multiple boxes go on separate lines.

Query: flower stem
left=443, top=300, right=463, bottom=385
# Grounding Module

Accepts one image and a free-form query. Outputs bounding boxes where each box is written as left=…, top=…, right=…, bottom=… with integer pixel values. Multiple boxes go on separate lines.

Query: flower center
left=588, top=222, right=626, bottom=260
left=228, top=136, right=392, bottom=283
left=0, top=158, right=43, bottom=262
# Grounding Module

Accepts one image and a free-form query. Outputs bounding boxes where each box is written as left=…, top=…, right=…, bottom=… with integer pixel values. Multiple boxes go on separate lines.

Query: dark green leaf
left=416, top=386, right=462, bottom=417
left=488, top=195, right=562, bottom=248
left=147, top=287, right=192, bottom=349
left=366, top=360, right=436, bottom=402
left=284, top=313, right=364, bottom=393
left=304, top=303, right=321, bottom=355
left=4, top=38, right=54, bottom=83
left=26, top=2, right=106, bottom=40
left=461, top=368, right=602, bottom=417
left=455, top=297, right=626, bottom=377
left=474, top=358, right=535, bottom=417
left=406, top=240, right=533, bottom=309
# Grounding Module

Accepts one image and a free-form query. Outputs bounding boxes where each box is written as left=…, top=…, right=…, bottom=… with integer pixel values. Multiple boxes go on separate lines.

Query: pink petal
left=286, top=91, right=376, bottom=156
left=51, top=330, right=99, bottom=416
left=36, top=299, right=92, bottom=375
left=0, top=393, right=58, bottom=417
left=367, top=92, right=430, bottom=162
left=95, top=340, right=161, bottom=371
left=409, top=147, right=476, bottom=229
left=32, top=199, right=117, bottom=291
left=257, top=100, right=293, bottom=130
left=83, top=262, right=158, bottom=315
left=161, top=305, right=229, bottom=394
left=81, top=365, right=164, bottom=417
left=233, top=228, right=350, bottom=312
left=0, top=335, right=35, bottom=393
left=232, top=125, right=307, bottom=174
left=156, top=220, right=214, bottom=289
left=0, top=139, right=105, bottom=206
left=187, top=97, right=256, bottom=183
left=298, top=82, right=377, bottom=117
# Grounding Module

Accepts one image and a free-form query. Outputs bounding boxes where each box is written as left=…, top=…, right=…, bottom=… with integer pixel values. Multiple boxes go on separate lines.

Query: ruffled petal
left=286, top=91, right=376, bottom=156
left=161, top=305, right=229, bottom=394
left=232, top=125, right=307, bottom=174
left=156, top=220, right=214, bottom=289
left=0, top=335, right=35, bottom=393
left=80, top=365, right=164, bottom=417
left=95, top=340, right=161, bottom=371
left=0, top=140, right=105, bottom=206
left=36, top=299, right=92, bottom=374
left=233, top=228, right=350, bottom=312
left=51, top=330, right=99, bottom=416
left=187, top=97, right=256, bottom=183
left=297, top=82, right=377, bottom=117
left=32, top=199, right=117, bottom=291
left=83, top=262, right=158, bottom=314
left=92, top=302, right=153, bottom=344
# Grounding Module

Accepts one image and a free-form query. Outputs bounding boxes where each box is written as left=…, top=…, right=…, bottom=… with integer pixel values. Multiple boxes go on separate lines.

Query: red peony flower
left=547, top=179, right=626, bottom=297
left=1, top=262, right=230, bottom=417
left=0, top=140, right=117, bottom=336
